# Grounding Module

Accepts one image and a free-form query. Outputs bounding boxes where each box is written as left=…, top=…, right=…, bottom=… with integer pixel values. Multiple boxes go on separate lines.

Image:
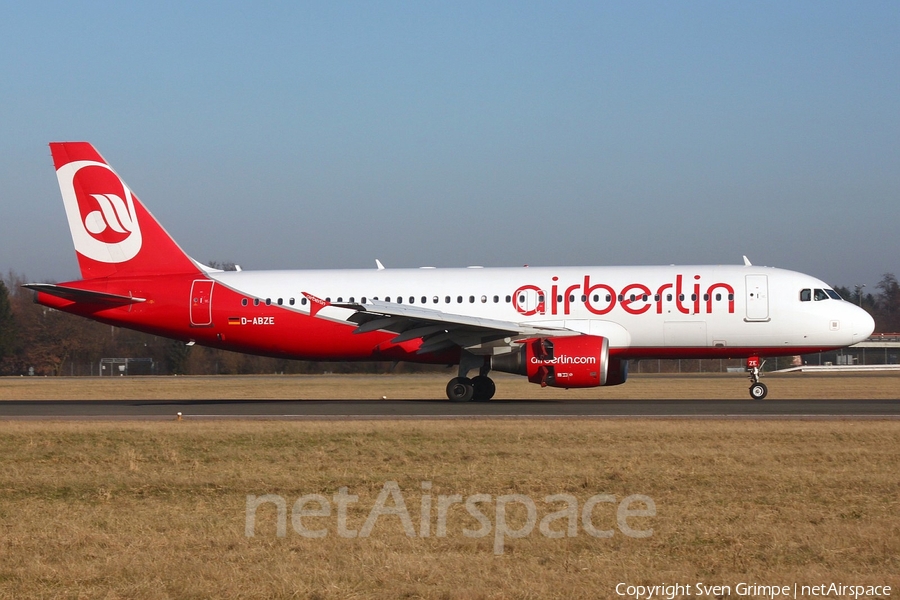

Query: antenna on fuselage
left=375, top=259, right=385, bottom=270
left=742, top=255, right=752, bottom=266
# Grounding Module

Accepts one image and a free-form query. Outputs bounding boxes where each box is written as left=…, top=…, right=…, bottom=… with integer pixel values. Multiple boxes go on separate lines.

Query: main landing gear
left=446, top=352, right=496, bottom=401
left=747, top=356, right=768, bottom=399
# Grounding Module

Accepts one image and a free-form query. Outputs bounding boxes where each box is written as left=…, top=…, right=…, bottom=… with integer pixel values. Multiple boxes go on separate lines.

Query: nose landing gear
left=747, top=356, right=768, bottom=399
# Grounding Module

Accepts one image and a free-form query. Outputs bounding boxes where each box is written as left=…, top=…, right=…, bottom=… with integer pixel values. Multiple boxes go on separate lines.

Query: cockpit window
left=826, top=289, right=842, bottom=300
left=814, top=289, right=829, bottom=301
left=800, top=289, right=811, bottom=302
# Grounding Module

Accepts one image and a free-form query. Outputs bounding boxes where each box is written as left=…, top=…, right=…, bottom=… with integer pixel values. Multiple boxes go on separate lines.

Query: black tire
left=446, top=377, right=475, bottom=402
left=749, top=382, right=768, bottom=400
left=471, top=375, right=496, bottom=401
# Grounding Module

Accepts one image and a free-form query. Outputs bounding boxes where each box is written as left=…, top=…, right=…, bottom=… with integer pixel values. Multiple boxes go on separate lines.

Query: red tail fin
left=50, top=142, right=202, bottom=279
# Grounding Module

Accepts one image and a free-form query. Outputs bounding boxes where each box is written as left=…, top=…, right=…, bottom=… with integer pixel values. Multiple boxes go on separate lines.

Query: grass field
left=2, top=371, right=900, bottom=400
left=0, top=419, right=898, bottom=598
left=0, top=375, right=898, bottom=598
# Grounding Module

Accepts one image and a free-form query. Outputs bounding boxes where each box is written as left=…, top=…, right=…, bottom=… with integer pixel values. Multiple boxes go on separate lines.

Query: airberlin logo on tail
left=56, top=160, right=143, bottom=263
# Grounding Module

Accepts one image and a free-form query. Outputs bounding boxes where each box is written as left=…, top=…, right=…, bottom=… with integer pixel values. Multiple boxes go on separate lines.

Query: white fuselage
left=210, top=263, right=874, bottom=357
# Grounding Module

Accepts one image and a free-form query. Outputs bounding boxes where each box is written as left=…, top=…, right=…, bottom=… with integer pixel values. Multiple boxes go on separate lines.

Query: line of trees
left=0, top=271, right=444, bottom=377
left=1, top=270, right=899, bottom=377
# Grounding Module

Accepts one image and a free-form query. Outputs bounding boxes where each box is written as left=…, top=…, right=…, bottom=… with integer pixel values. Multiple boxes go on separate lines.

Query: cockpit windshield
left=800, top=288, right=843, bottom=302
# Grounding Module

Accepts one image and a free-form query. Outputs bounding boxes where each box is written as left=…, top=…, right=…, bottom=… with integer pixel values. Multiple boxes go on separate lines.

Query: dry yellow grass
left=0, top=420, right=897, bottom=599
left=1, top=371, right=899, bottom=400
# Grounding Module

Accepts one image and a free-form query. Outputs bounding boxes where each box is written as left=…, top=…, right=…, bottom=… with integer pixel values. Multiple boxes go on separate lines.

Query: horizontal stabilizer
left=22, top=283, right=146, bottom=305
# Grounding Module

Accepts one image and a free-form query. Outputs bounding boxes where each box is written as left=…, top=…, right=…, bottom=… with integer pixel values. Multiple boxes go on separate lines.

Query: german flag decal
left=228, top=316, right=242, bottom=326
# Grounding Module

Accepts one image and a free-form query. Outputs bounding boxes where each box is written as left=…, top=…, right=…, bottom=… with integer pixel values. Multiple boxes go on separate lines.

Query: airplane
left=25, top=142, right=875, bottom=400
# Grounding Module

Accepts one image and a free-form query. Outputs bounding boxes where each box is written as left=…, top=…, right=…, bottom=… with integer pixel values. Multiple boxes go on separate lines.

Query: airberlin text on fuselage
left=513, top=274, right=736, bottom=317
left=529, top=354, right=597, bottom=365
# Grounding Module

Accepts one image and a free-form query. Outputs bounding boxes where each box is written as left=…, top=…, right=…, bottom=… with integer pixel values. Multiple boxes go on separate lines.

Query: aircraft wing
left=302, top=293, right=577, bottom=355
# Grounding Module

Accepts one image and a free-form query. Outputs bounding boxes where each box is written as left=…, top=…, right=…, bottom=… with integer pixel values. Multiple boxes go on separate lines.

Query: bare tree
left=0, top=280, right=16, bottom=374
left=875, top=273, right=900, bottom=332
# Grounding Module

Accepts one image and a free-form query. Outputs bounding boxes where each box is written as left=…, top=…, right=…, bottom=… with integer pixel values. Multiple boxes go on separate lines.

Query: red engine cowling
left=491, top=335, right=628, bottom=388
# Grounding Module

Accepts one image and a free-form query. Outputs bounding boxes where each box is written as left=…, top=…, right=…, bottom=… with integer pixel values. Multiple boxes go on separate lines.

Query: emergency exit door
left=190, top=280, right=214, bottom=326
left=745, top=275, right=769, bottom=321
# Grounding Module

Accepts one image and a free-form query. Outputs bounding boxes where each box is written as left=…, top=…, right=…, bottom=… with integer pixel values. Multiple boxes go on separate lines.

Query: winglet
left=301, top=292, right=330, bottom=317
left=742, top=255, right=752, bottom=266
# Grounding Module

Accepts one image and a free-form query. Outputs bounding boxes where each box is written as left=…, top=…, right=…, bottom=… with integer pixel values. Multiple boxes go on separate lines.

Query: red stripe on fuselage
left=35, top=275, right=459, bottom=364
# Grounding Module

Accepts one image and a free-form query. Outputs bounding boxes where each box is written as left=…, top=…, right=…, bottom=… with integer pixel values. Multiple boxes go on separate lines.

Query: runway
left=1, top=398, right=898, bottom=419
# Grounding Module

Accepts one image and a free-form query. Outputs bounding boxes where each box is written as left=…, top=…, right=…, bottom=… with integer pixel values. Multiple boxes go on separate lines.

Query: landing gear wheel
left=471, top=375, right=496, bottom=401
left=749, top=382, right=768, bottom=400
left=446, top=377, right=475, bottom=402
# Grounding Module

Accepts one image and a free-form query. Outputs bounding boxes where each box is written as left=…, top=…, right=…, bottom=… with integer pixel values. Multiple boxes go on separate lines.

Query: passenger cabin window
left=289, top=298, right=295, bottom=306
left=242, top=298, right=248, bottom=306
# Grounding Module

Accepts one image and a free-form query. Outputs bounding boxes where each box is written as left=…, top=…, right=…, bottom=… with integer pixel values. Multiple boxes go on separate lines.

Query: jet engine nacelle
left=491, top=335, right=628, bottom=388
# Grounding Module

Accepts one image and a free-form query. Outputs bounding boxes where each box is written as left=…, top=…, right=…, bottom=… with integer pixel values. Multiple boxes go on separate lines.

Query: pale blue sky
left=2, top=2, right=898, bottom=289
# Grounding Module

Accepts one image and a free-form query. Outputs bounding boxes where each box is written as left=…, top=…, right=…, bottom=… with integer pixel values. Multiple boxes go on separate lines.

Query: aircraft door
left=190, top=280, right=215, bottom=327
left=745, top=275, right=769, bottom=321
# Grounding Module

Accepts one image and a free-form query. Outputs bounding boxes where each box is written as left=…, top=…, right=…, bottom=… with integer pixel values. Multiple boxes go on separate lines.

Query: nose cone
left=850, top=306, right=876, bottom=344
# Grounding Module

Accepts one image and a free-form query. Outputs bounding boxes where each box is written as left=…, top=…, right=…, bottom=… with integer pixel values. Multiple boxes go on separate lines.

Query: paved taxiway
left=0, top=399, right=898, bottom=419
